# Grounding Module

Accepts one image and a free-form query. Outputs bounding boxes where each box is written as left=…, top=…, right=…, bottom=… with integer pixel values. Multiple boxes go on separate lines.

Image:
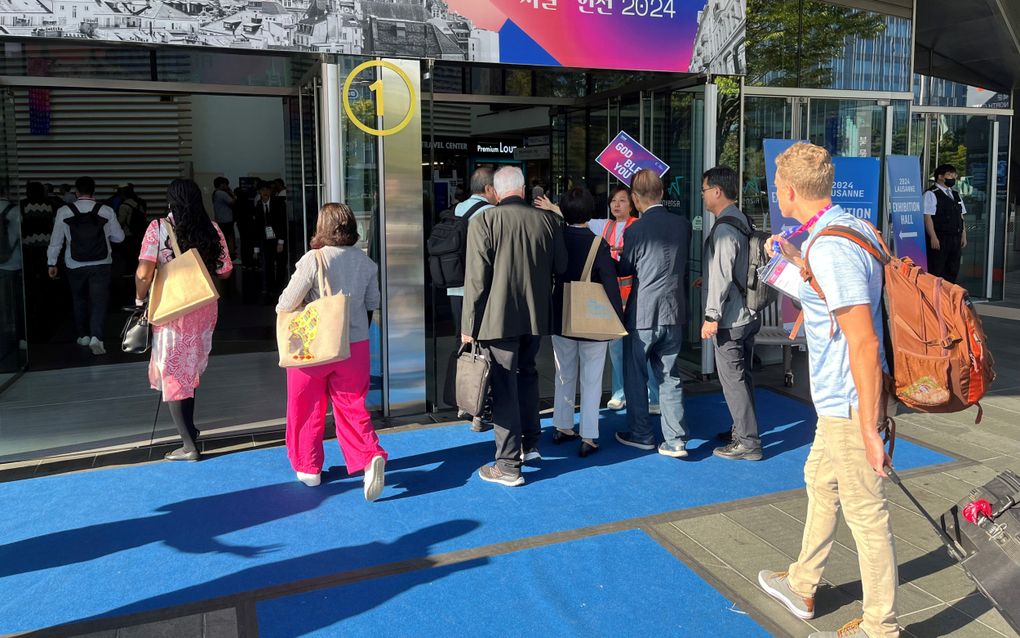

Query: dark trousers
left=484, top=335, right=542, bottom=474
left=624, top=325, right=686, bottom=445
left=66, top=264, right=111, bottom=339
left=261, top=242, right=286, bottom=294
left=714, top=317, right=761, bottom=448
left=927, top=232, right=962, bottom=284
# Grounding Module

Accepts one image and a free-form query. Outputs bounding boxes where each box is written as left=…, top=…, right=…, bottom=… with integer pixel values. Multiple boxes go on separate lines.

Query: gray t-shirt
left=212, top=189, right=234, bottom=224
left=276, top=246, right=381, bottom=344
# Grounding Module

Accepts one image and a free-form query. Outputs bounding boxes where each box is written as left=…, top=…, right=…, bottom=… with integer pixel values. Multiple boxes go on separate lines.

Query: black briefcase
left=455, top=342, right=490, bottom=417
left=889, top=468, right=1020, bottom=633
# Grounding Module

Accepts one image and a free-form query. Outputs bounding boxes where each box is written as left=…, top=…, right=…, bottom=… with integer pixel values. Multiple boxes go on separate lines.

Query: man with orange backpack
left=756, top=143, right=899, bottom=638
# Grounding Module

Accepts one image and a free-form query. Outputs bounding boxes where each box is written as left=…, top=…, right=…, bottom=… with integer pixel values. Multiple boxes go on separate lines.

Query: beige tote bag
left=148, top=220, right=220, bottom=326
left=562, top=236, right=628, bottom=341
left=276, top=250, right=351, bottom=368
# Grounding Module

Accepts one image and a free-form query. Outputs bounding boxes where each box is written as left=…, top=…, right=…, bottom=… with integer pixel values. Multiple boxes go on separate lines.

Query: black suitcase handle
left=886, top=466, right=965, bottom=562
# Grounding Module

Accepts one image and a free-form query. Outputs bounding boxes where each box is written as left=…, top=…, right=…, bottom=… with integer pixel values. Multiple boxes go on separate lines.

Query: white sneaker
left=606, top=398, right=626, bottom=410
left=76, top=336, right=91, bottom=347
left=363, top=455, right=386, bottom=502
left=296, top=472, right=321, bottom=487
left=649, top=404, right=661, bottom=416
left=88, top=337, right=106, bottom=355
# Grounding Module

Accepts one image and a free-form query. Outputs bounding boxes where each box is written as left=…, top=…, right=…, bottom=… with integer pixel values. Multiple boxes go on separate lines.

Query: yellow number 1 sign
left=342, top=60, right=417, bottom=137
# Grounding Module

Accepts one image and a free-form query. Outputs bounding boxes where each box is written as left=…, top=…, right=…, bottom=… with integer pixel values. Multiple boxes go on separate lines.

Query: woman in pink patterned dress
left=135, top=179, right=232, bottom=462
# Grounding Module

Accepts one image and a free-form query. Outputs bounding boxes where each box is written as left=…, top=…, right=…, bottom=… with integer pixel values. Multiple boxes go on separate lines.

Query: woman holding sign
left=549, top=189, right=623, bottom=457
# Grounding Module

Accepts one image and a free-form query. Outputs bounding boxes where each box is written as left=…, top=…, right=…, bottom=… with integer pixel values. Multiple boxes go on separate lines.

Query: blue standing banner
left=886, top=155, right=928, bottom=270
left=831, top=157, right=881, bottom=226
left=763, top=139, right=801, bottom=237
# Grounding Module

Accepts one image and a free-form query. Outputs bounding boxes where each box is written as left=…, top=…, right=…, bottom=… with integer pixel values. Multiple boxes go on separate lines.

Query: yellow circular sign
left=342, top=60, right=417, bottom=137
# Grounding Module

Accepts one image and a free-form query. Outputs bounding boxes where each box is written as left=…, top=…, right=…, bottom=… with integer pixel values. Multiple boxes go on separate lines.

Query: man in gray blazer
left=462, top=166, right=567, bottom=487
left=615, top=169, right=693, bottom=457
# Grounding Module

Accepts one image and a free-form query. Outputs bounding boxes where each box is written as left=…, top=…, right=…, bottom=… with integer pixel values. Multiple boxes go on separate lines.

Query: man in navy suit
left=614, top=169, right=692, bottom=458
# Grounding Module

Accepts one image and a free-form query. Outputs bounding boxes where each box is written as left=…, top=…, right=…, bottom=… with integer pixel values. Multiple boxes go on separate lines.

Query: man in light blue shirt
left=450, top=168, right=496, bottom=429
left=757, top=143, right=898, bottom=638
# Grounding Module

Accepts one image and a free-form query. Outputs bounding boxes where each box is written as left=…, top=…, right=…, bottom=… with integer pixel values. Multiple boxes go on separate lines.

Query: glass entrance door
left=910, top=110, right=1012, bottom=299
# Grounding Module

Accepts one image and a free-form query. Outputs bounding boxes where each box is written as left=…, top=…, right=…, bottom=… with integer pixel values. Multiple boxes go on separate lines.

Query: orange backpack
left=802, top=223, right=995, bottom=423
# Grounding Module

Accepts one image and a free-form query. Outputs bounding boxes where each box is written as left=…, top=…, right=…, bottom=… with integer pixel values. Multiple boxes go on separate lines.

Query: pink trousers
left=285, top=340, right=387, bottom=475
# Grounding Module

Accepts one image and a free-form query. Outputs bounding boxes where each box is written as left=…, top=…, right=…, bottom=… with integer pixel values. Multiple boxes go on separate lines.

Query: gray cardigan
left=276, top=246, right=380, bottom=343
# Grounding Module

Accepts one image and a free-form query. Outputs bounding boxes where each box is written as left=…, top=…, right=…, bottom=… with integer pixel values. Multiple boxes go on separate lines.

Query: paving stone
left=116, top=615, right=202, bottom=638
left=202, top=608, right=238, bottom=638
left=900, top=602, right=1010, bottom=638
left=73, top=632, right=117, bottom=638
left=951, top=593, right=1020, bottom=638
left=943, top=464, right=1003, bottom=488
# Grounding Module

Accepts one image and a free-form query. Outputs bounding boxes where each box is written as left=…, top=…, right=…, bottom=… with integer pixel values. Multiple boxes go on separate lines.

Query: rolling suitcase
left=887, top=467, right=1020, bottom=633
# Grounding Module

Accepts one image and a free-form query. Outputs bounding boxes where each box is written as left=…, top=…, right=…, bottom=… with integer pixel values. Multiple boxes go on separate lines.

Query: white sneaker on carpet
left=88, top=337, right=106, bottom=355
left=364, top=455, right=386, bottom=502
left=76, top=336, right=91, bottom=347
left=296, top=472, right=321, bottom=487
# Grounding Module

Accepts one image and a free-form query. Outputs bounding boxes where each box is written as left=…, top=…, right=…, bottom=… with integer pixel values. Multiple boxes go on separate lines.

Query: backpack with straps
left=802, top=222, right=995, bottom=424
left=65, top=202, right=110, bottom=262
left=709, top=213, right=777, bottom=314
left=426, top=200, right=488, bottom=289
left=0, top=202, right=17, bottom=263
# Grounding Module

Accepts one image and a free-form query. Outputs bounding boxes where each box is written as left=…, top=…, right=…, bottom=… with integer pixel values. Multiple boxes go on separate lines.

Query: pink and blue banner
left=596, top=131, right=670, bottom=186
left=447, top=0, right=715, bottom=73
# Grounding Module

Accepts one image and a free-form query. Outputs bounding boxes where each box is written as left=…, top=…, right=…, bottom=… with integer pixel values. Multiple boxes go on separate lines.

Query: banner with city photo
left=1, top=0, right=746, bottom=74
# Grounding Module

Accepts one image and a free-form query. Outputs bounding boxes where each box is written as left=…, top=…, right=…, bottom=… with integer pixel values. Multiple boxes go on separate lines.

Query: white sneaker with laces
left=88, top=337, right=106, bottom=355
left=76, top=336, right=91, bottom=347
left=296, top=472, right=321, bottom=487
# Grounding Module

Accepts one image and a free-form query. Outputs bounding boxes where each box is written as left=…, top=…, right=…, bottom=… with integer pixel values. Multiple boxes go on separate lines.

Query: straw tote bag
left=562, top=236, right=628, bottom=341
left=276, top=250, right=351, bottom=368
left=148, top=220, right=220, bottom=326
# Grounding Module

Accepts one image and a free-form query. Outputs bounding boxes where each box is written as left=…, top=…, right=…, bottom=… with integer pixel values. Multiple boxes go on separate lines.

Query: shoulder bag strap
left=580, top=235, right=601, bottom=282
left=464, top=200, right=488, bottom=220
left=802, top=223, right=890, bottom=301
left=161, top=219, right=183, bottom=258
left=314, top=249, right=333, bottom=297
left=66, top=202, right=80, bottom=216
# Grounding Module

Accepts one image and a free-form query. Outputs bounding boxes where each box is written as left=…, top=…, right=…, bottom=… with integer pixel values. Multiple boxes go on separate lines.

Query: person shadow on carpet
left=0, top=470, right=358, bottom=578
left=88, top=519, right=485, bottom=633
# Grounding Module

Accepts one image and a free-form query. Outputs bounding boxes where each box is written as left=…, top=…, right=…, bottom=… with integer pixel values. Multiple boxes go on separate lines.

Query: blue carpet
left=256, top=529, right=770, bottom=637
left=0, top=389, right=950, bottom=631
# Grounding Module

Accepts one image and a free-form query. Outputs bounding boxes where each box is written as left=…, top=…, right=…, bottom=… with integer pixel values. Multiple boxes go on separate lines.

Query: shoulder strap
left=160, top=219, right=183, bottom=258
left=802, top=222, right=891, bottom=300
left=89, top=202, right=102, bottom=216
left=581, top=236, right=601, bottom=282
left=314, top=249, right=332, bottom=297
left=66, top=202, right=80, bottom=216
left=464, top=200, right=488, bottom=220
left=2, top=202, right=16, bottom=216
left=711, top=215, right=752, bottom=237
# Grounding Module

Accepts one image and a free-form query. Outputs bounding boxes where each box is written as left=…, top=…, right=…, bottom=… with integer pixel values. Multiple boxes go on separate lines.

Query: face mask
left=944, top=178, right=956, bottom=188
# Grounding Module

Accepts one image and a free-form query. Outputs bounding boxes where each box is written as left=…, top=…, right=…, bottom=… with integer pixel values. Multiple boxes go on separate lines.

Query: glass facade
left=0, top=0, right=1016, bottom=462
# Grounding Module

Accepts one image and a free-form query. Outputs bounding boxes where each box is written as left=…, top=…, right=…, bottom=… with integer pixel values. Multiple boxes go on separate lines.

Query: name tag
left=265, top=225, right=276, bottom=241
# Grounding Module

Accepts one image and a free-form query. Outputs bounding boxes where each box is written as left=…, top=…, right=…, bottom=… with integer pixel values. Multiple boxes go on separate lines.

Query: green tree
left=745, top=0, right=887, bottom=88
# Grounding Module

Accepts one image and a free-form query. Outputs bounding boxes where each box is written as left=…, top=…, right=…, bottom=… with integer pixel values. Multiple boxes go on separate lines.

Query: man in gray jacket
left=615, top=170, right=692, bottom=457
left=701, top=166, right=762, bottom=461
left=462, top=166, right=567, bottom=487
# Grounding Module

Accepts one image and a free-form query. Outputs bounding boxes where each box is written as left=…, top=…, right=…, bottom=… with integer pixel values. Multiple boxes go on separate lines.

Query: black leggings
left=168, top=396, right=199, bottom=452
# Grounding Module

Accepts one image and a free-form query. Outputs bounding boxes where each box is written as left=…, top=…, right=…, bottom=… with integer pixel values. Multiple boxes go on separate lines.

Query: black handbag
left=455, top=342, right=491, bottom=417
left=121, top=305, right=152, bottom=354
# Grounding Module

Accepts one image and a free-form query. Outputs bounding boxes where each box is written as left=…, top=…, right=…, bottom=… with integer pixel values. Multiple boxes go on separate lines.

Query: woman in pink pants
left=277, top=203, right=387, bottom=501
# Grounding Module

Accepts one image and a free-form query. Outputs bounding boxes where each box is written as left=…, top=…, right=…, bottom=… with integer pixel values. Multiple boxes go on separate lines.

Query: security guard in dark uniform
left=923, top=163, right=967, bottom=284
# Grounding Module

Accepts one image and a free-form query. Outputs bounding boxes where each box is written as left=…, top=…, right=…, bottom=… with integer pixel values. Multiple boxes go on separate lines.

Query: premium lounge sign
left=0, top=0, right=745, bottom=74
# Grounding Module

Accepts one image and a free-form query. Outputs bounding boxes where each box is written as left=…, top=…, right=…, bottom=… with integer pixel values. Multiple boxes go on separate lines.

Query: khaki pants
left=787, top=412, right=899, bottom=637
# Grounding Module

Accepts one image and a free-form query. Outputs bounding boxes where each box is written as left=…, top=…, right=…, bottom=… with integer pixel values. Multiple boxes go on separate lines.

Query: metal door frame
left=911, top=106, right=1014, bottom=299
